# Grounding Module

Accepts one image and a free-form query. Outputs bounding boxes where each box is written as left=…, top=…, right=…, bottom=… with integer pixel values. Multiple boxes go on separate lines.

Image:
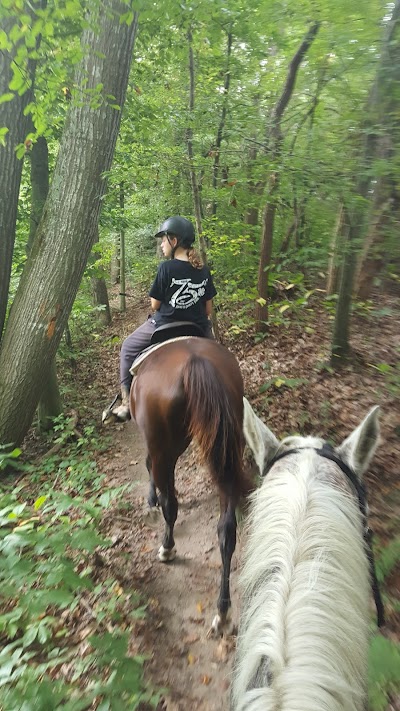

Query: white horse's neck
left=234, top=401, right=380, bottom=711
left=232, top=450, right=370, bottom=711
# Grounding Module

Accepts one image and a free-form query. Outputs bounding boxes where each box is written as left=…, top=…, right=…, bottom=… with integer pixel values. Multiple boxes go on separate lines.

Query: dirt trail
left=101, top=421, right=240, bottom=711
left=93, top=289, right=400, bottom=710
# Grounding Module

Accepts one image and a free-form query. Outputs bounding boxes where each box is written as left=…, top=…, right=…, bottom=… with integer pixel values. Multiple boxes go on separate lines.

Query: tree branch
left=273, top=22, right=321, bottom=126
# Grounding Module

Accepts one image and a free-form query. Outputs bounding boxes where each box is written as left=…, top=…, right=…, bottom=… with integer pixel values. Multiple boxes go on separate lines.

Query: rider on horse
left=112, top=216, right=216, bottom=421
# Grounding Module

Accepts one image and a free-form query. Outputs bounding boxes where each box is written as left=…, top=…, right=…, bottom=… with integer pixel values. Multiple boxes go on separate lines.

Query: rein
left=263, top=444, right=385, bottom=627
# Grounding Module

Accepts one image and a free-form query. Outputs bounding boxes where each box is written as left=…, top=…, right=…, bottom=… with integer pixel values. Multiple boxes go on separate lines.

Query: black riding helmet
left=155, top=216, right=195, bottom=249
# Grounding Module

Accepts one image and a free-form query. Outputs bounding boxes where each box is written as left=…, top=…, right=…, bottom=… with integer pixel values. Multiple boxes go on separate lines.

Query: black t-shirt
left=149, top=259, right=217, bottom=332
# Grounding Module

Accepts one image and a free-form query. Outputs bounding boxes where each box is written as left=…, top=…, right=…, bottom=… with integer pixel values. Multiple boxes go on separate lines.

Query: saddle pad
left=129, top=336, right=199, bottom=376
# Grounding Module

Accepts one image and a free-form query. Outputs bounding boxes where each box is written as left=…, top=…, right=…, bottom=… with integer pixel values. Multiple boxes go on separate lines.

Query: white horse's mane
left=232, top=401, right=380, bottom=711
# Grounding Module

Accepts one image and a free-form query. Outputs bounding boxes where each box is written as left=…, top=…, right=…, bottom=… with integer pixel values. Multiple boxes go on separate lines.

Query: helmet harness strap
left=165, top=232, right=190, bottom=259
left=166, top=233, right=177, bottom=258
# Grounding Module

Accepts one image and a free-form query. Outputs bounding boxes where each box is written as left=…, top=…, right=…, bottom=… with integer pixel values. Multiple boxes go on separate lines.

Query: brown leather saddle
left=150, top=320, right=205, bottom=345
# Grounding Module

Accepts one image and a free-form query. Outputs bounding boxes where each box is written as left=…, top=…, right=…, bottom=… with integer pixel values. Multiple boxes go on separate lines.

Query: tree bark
left=280, top=218, right=296, bottom=254
left=244, top=143, right=261, bottom=238
left=0, top=3, right=42, bottom=343
left=110, top=235, right=121, bottom=284
left=243, top=93, right=265, bottom=236
left=186, top=28, right=220, bottom=341
left=37, top=359, right=62, bottom=431
left=255, top=22, right=320, bottom=331
left=91, top=275, right=112, bottom=326
left=331, top=207, right=358, bottom=363
left=279, top=65, right=328, bottom=258
left=326, top=203, right=347, bottom=295
left=27, top=133, right=62, bottom=428
left=355, top=196, right=391, bottom=299
left=355, top=18, right=400, bottom=298
left=27, top=137, right=49, bottom=252
left=331, top=0, right=400, bottom=364
left=91, top=226, right=112, bottom=328
left=119, top=181, right=126, bottom=313
left=0, top=3, right=138, bottom=446
left=211, top=30, right=232, bottom=216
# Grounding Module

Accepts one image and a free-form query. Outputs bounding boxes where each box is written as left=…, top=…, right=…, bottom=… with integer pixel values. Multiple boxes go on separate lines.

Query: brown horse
left=130, top=336, right=247, bottom=634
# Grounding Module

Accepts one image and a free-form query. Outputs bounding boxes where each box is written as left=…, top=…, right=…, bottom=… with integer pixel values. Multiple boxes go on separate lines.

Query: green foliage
left=0, top=445, right=25, bottom=472
left=375, top=536, right=400, bottom=585
left=322, top=294, right=339, bottom=317
left=259, top=376, right=308, bottom=394
left=368, top=635, right=400, bottom=711
left=368, top=537, right=400, bottom=710
left=0, top=449, right=158, bottom=710
left=7, top=0, right=399, bottom=341
left=368, top=360, right=400, bottom=398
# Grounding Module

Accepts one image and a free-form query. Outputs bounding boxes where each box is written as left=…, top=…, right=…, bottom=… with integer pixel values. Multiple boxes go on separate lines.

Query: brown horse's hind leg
left=153, top=463, right=178, bottom=563
left=146, top=454, right=159, bottom=508
left=210, top=494, right=237, bottom=635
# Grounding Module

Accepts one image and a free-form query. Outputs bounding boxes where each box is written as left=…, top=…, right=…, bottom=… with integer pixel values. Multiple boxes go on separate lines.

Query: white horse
left=232, top=400, right=380, bottom=711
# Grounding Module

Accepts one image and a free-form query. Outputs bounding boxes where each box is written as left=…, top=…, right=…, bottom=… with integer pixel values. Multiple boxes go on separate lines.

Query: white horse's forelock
left=231, top=448, right=371, bottom=711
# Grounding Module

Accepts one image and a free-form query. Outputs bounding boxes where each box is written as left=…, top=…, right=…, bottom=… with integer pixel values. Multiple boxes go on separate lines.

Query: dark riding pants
left=120, top=316, right=214, bottom=389
left=120, top=317, right=157, bottom=389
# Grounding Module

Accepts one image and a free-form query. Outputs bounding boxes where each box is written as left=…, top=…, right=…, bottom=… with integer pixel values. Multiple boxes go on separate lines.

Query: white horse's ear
left=243, top=397, right=280, bottom=476
left=336, top=406, right=380, bottom=478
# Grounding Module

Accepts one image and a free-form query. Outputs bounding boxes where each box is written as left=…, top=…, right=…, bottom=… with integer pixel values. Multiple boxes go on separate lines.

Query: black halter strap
left=263, top=444, right=385, bottom=627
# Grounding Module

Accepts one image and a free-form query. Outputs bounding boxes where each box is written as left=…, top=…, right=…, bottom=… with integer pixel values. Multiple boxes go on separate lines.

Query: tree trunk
left=280, top=218, right=296, bottom=254
left=91, top=273, right=112, bottom=326
left=186, top=28, right=220, bottom=341
left=37, top=359, right=62, bottom=431
left=243, top=93, right=265, bottom=234
left=330, top=0, right=400, bottom=364
left=355, top=197, right=391, bottom=299
left=119, top=181, right=126, bottom=313
left=110, top=235, right=120, bottom=284
left=354, top=16, right=400, bottom=299
left=90, top=237, right=112, bottom=326
left=256, top=177, right=279, bottom=326
left=255, top=22, right=320, bottom=331
left=211, top=30, right=232, bottom=216
left=27, top=133, right=62, bottom=429
left=27, top=137, right=49, bottom=252
left=331, top=207, right=358, bottom=363
left=244, top=207, right=259, bottom=228
left=0, top=3, right=138, bottom=447
left=326, top=203, right=347, bottom=295
left=281, top=66, right=328, bottom=258
left=355, top=146, right=397, bottom=299
left=0, top=3, right=42, bottom=343
left=244, top=144, right=261, bottom=239
left=64, top=322, right=76, bottom=371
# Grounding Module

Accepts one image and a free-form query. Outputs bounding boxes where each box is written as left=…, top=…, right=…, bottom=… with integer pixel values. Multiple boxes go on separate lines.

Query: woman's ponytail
left=187, top=247, right=203, bottom=269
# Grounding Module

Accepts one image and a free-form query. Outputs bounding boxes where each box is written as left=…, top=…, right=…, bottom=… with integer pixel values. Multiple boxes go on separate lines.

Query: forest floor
left=28, top=286, right=400, bottom=710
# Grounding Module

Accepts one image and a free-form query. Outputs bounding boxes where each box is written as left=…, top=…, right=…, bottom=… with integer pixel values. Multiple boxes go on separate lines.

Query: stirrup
left=102, top=393, right=121, bottom=424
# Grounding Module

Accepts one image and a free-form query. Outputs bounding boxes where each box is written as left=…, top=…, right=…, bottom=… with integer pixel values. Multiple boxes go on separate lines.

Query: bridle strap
left=263, top=445, right=384, bottom=627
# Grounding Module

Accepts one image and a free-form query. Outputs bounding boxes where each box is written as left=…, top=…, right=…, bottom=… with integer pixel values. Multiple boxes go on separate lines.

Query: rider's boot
left=112, top=385, right=131, bottom=422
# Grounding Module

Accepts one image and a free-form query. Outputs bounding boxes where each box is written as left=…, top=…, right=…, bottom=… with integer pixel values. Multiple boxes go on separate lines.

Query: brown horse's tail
left=182, top=354, right=245, bottom=498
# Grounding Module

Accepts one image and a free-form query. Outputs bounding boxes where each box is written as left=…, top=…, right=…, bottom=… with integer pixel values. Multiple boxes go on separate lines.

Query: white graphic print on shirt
left=169, top=277, right=208, bottom=309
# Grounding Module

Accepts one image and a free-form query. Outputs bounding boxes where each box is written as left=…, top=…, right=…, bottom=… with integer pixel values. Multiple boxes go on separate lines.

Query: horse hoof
left=143, top=507, right=161, bottom=529
left=145, top=506, right=161, bottom=518
left=207, top=613, right=226, bottom=638
left=158, top=545, right=176, bottom=562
